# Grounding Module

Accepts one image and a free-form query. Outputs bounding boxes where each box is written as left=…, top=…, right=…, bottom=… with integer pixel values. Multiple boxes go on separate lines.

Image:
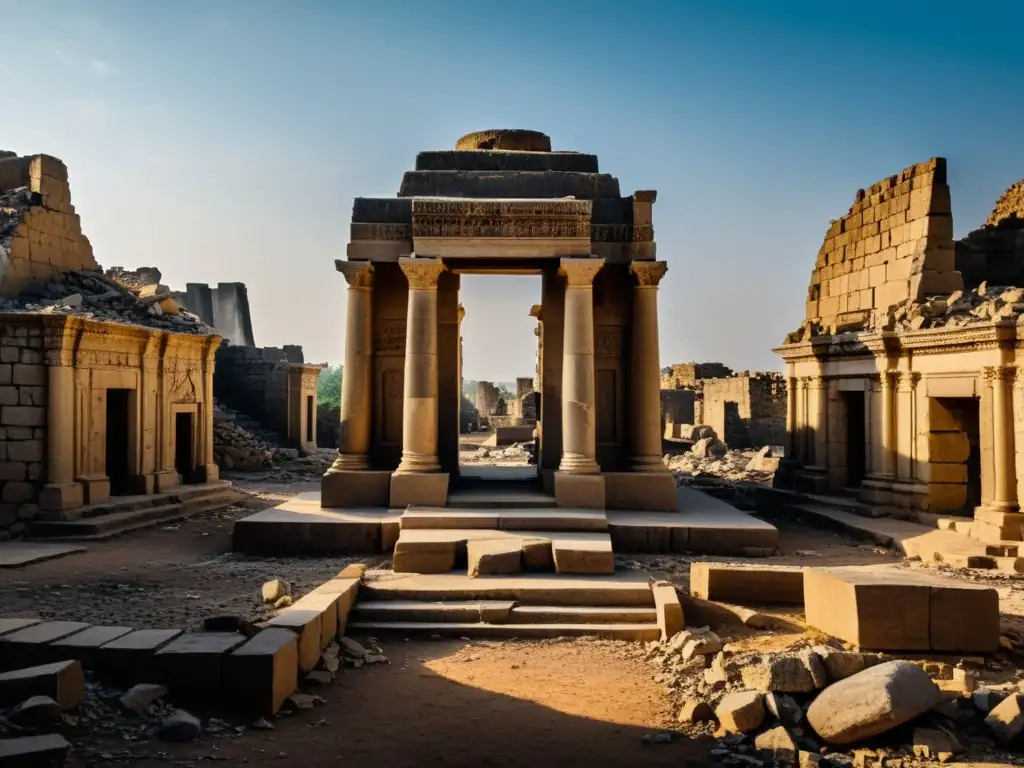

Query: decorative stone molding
left=559, top=258, right=604, bottom=287
left=399, top=258, right=445, bottom=290
left=983, top=365, right=1016, bottom=383
left=630, top=260, right=668, bottom=287
left=411, top=199, right=591, bottom=240
left=592, top=224, right=655, bottom=243
left=335, top=259, right=374, bottom=290
left=350, top=223, right=412, bottom=242
left=374, top=325, right=406, bottom=353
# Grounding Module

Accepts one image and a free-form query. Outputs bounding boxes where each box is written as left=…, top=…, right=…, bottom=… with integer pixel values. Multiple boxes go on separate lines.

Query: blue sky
left=4, top=1, right=1023, bottom=379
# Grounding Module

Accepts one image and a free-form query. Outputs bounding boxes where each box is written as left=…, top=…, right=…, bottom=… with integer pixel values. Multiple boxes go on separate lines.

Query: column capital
left=399, top=257, right=446, bottom=290
left=559, top=257, right=604, bottom=287
left=630, top=260, right=668, bottom=287
left=335, top=259, right=374, bottom=290
left=984, top=365, right=1016, bottom=382
left=457, top=304, right=466, bottom=323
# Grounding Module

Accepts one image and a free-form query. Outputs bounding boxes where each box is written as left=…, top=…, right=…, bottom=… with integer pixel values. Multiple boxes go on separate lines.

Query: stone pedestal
left=605, top=472, right=677, bottom=511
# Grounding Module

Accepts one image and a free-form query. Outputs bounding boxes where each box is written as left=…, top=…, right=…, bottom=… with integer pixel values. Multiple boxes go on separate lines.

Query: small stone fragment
left=985, top=693, right=1024, bottom=745
left=119, top=683, right=168, bottom=714
left=273, top=595, right=293, bottom=609
left=972, top=689, right=1006, bottom=713
left=715, top=691, right=765, bottom=734
left=765, top=692, right=803, bottom=726
left=340, top=637, right=367, bottom=659
left=262, top=579, right=291, bottom=604
left=798, top=751, right=822, bottom=768
left=304, top=670, right=334, bottom=686
left=678, top=699, right=715, bottom=724
left=703, top=652, right=728, bottom=685
left=755, top=725, right=798, bottom=763
left=682, top=631, right=723, bottom=661
left=8, top=695, right=61, bottom=726
left=251, top=717, right=275, bottom=730
left=159, top=710, right=202, bottom=743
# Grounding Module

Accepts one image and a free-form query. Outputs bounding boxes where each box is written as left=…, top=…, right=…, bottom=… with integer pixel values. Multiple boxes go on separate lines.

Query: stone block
left=651, top=582, right=684, bottom=641
left=2, top=481, right=34, bottom=504
left=974, top=509, right=1024, bottom=541
left=803, top=568, right=930, bottom=650
left=0, top=660, right=84, bottom=710
left=262, top=609, right=322, bottom=674
left=390, top=471, right=449, bottom=508
left=928, top=432, right=969, bottom=463
left=929, top=463, right=966, bottom=484
left=224, top=628, right=298, bottom=716
left=985, top=693, right=1024, bottom=745
left=604, top=471, right=677, bottom=511
left=393, top=537, right=457, bottom=574
left=154, top=632, right=248, bottom=696
left=929, top=583, right=999, bottom=652
left=94, top=629, right=183, bottom=683
left=48, top=626, right=133, bottom=669
left=554, top=472, right=605, bottom=510
left=689, top=563, right=804, bottom=605
left=288, top=592, right=340, bottom=650
left=467, top=539, right=522, bottom=577
left=308, top=577, right=361, bottom=636
left=521, top=537, right=555, bottom=571
left=11, top=364, right=44, bottom=386
left=0, top=734, right=71, bottom=765
left=320, top=470, right=391, bottom=507
left=551, top=535, right=614, bottom=575
left=928, top=482, right=967, bottom=511
left=0, top=619, right=40, bottom=637
left=1, top=405, right=44, bottom=427
left=715, top=690, right=765, bottom=734
left=0, top=621, right=90, bottom=670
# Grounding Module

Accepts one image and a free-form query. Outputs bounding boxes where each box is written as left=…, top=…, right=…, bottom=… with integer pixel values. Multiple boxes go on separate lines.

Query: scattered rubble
left=665, top=444, right=779, bottom=487
left=873, top=282, right=1024, bottom=332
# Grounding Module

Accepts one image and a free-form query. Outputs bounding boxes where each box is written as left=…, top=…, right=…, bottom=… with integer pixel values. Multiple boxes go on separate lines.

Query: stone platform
left=232, top=486, right=779, bottom=558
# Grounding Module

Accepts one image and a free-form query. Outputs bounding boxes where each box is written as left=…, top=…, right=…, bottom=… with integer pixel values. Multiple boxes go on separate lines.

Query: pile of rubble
left=213, top=402, right=296, bottom=471
left=664, top=428, right=781, bottom=487
left=0, top=266, right=213, bottom=335
left=647, top=627, right=1024, bottom=766
left=873, top=282, right=1024, bottom=332
left=463, top=442, right=533, bottom=463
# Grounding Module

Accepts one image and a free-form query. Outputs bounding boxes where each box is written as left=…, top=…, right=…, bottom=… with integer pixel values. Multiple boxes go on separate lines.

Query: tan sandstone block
left=224, top=628, right=298, bottom=715
left=928, top=432, right=969, bottom=463
left=651, top=582, right=684, bottom=641
left=928, top=483, right=967, bottom=511
left=929, top=583, right=999, bottom=652
left=929, top=463, right=967, bottom=484
left=262, top=609, right=321, bottom=674
left=467, top=539, right=523, bottom=578
left=392, top=538, right=457, bottom=574
left=690, top=563, right=804, bottom=605
left=288, top=592, right=339, bottom=650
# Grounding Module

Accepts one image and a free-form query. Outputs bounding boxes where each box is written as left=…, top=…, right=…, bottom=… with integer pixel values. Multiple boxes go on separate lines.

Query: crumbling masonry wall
left=0, top=152, right=97, bottom=298
left=701, top=374, right=787, bottom=449
left=170, top=283, right=256, bottom=347
left=803, top=158, right=960, bottom=335
left=955, top=178, right=1024, bottom=292
left=660, top=362, right=733, bottom=389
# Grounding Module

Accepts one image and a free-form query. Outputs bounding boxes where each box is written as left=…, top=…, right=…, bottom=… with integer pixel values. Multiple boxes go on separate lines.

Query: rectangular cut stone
left=929, top=583, right=999, bottom=652
left=0, top=735, right=71, bottom=765
left=521, top=538, right=555, bottom=571
left=154, top=632, right=248, bottom=695
left=0, top=660, right=84, bottom=710
left=0, top=621, right=90, bottom=669
left=690, top=563, right=804, bottom=605
left=262, top=609, right=322, bottom=674
left=974, top=509, right=1024, bottom=542
left=554, top=473, right=606, bottom=510
left=288, top=593, right=340, bottom=650
left=308, top=577, right=361, bottom=636
left=0, top=618, right=40, bottom=637
left=93, top=629, right=183, bottom=683
left=651, top=582, right=684, bottom=641
left=224, top=628, right=298, bottom=715
left=604, top=472, right=677, bottom=511
left=320, top=469, right=391, bottom=507
left=392, top=537, right=457, bottom=574
left=550, top=533, right=614, bottom=575
left=49, top=626, right=134, bottom=669
left=467, top=539, right=523, bottom=578
left=803, top=568, right=930, bottom=650
left=390, top=472, right=449, bottom=508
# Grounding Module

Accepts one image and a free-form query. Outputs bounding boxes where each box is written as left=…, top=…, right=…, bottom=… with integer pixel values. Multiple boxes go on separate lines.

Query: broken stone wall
left=170, top=282, right=256, bottom=346
left=0, top=323, right=46, bottom=540
left=0, top=153, right=98, bottom=298
left=702, top=374, right=787, bottom=449
left=661, top=389, right=696, bottom=437
left=660, top=362, right=733, bottom=389
left=475, top=380, right=500, bottom=420
left=213, top=344, right=305, bottom=443
left=955, top=179, right=1024, bottom=292
left=802, top=158, right=960, bottom=334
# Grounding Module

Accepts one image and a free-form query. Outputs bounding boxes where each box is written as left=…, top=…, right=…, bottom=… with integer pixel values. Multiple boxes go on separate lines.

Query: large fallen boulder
left=806, top=660, right=943, bottom=744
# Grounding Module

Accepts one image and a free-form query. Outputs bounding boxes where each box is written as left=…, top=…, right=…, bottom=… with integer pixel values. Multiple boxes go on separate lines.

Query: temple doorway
left=843, top=391, right=866, bottom=488
left=174, top=411, right=196, bottom=483
left=105, top=389, right=131, bottom=496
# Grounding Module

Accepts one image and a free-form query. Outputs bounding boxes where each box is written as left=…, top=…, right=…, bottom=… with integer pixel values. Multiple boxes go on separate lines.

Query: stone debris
left=665, top=446, right=777, bottom=487
left=118, top=683, right=168, bottom=715
left=984, top=693, right=1024, bottom=745
left=678, top=699, right=715, bottom=724
left=0, top=266, right=214, bottom=335
left=741, top=652, right=825, bottom=694
left=867, top=281, right=1024, bottom=333
left=911, top=726, right=963, bottom=762
left=754, top=724, right=799, bottom=763
left=806, top=660, right=943, bottom=744
left=690, top=436, right=727, bottom=460
left=715, top=690, right=765, bottom=734
left=262, top=579, right=291, bottom=604
left=8, top=694, right=61, bottom=727
left=158, top=710, right=202, bottom=743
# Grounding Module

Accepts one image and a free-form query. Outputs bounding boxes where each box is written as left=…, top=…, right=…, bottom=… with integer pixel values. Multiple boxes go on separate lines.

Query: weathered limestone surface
left=689, top=563, right=804, bottom=605
left=224, top=628, right=298, bottom=715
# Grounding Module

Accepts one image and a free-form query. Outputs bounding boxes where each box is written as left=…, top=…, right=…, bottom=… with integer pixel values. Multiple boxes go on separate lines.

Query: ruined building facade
left=776, top=158, right=1024, bottom=547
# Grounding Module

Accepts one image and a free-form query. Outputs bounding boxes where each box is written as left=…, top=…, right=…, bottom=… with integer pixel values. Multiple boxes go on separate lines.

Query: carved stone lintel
left=399, top=257, right=446, bottom=290
left=335, top=259, right=374, bottom=290
left=559, top=257, right=604, bottom=288
left=630, top=260, right=668, bottom=288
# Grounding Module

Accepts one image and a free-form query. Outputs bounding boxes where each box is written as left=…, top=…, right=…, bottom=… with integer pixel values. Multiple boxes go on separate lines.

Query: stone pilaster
left=557, top=257, right=603, bottom=474
left=785, top=375, right=798, bottom=460
left=328, top=260, right=374, bottom=471
left=396, top=257, right=446, bottom=473
left=628, top=260, right=669, bottom=471
left=985, top=365, right=1018, bottom=511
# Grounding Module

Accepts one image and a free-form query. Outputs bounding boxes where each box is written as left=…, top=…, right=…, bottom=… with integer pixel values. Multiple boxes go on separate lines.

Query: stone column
left=628, top=260, right=669, bottom=471
left=396, top=257, right=446, bottom=473
left=879, top=370, right=895, bottom=478
left=328, top=261, right=374, bottom=471
left=987, top=365, right=1018, bottom=511
left=557, top=258, right=604, bottom=474
left=457, top=304, right=465, bottom=415
left=39, top=361, right=84, bottom=510
left=785, top=375, right=798, bottom=460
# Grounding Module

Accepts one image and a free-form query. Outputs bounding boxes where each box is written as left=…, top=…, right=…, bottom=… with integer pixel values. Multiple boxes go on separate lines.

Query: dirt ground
left=3, top=473, right=1024, bottom=766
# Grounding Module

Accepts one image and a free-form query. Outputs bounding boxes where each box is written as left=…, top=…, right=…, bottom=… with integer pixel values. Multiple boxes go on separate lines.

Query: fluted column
left=629, top=260, right=669, bottom=471
left=396, top=257, right=446, bottom=473
left=987, top=365, right=1018, bottom=511
left=328, top=260, right=374, bottom=472
left=557, top=258, right=603, bottom=474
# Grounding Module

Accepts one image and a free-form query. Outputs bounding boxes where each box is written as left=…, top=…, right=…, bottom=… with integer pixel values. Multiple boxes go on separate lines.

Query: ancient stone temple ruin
left=0, top=152, right=232, bottom=538
left=321, top=129, right=676, bottom=511
left=775, top=158, right=1024, bottom=545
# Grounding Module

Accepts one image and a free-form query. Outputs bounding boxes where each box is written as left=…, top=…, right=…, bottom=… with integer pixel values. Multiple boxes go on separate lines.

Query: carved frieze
left=411, top=199, right=591, bottom=239
left=375, top=325, right=407, bottom=353
left=595, top=326, right=623, bottom=357
left=350, top=223, right=412, bottom=241
left=591, top=224, right=655, bottom=243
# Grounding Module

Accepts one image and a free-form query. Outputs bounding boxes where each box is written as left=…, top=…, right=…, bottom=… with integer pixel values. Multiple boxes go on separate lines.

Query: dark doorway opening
left=306, top=395, right=314, bottom=444
left=175, top=411, right=195, bottom=483
left=931, top=397, right=982, bottom=511
left=105, top=389, right=131, bottom=496
left=843, top=391, right=866, bottom=487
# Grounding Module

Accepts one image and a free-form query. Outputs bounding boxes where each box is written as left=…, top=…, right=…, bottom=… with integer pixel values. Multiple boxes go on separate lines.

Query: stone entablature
left=0, top=312, right=219, bottom=537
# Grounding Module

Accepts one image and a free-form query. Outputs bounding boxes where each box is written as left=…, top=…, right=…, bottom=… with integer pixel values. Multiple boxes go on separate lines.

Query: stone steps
left=345, top=620, right=659, bottom=641
left=28, top=485, right=241, bottom=540
left=445, top=488, right=557, bottom=509
left=392, top=528, right=614, bottom=575
left=400, top=506, right=607, bottom=532
left=361, top=572, right=655, bottom=607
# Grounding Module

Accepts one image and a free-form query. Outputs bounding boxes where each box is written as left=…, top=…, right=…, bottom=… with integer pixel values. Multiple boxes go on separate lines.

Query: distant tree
left=661, top=366, right=673, bottom=377
left=460, top=395, right=479, bottom=432
left=317, top=365, right=343, bottom=409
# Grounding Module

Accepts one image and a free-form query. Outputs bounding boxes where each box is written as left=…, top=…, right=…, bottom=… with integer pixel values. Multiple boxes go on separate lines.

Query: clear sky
left=4, top=1, right=1024, bottom=380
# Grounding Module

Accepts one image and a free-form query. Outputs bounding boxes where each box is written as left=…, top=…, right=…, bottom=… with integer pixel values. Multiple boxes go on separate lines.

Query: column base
left=154, top=470, right=180, bottom=494
left=859, top=474, right=894, bottom=506
left=554, top=472, right=606, bottom=510
left=973, top=506, right=1024, bottom=543
left=201, top=463, right=220, bottom=483
left=329, top=453, right=370, bottom=472
left=390, top=471, right=449, bottom=508
left=321, top=469, right=392, bottom=508
left=38, top=481, right=84, bottom=512
left=77, top=476, right=110, bottom=505
left=891, top=481, right=928, bottom=512
left=396, top=452, right=441, bottom=473
left=605, top=471, right=677, bottom=511
left=126, top=473, right=156, bottom=495
left=793, top=466, right=829, bottom=495
left=629, top=456, right=669, bottom=473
